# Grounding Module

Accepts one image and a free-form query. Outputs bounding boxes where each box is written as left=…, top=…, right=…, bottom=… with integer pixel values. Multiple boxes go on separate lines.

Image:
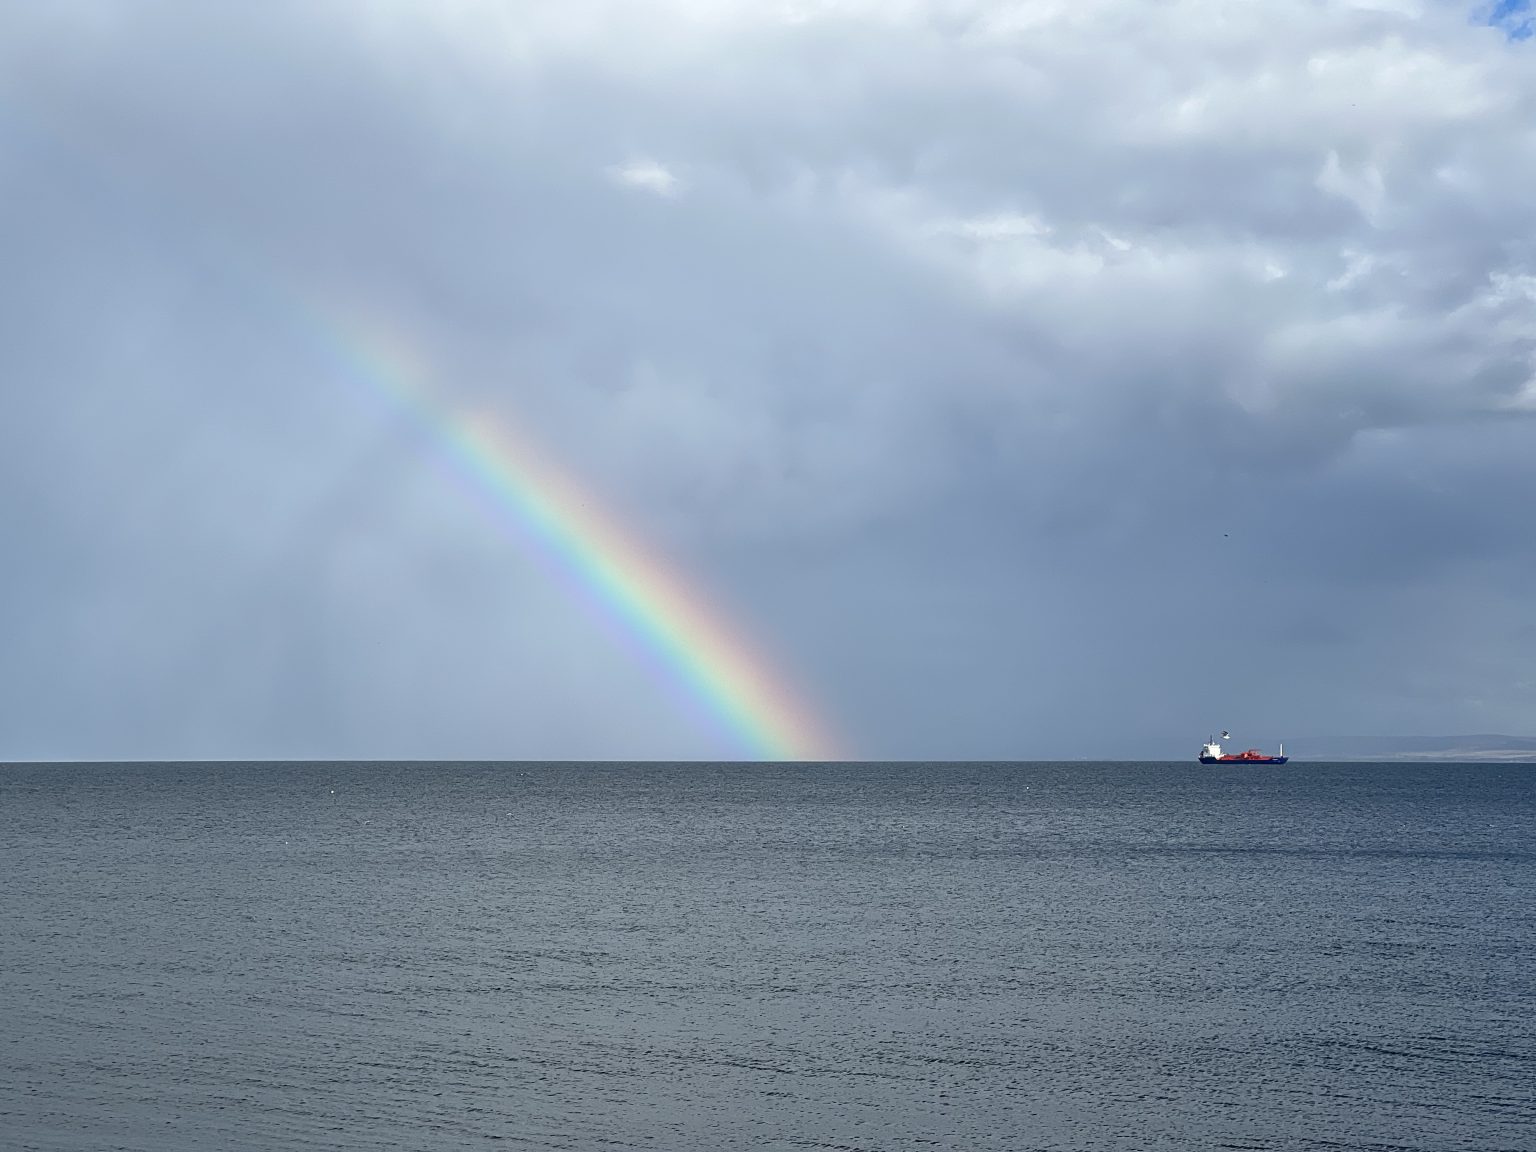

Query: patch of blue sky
left=1483, top=0, right=1533, bottom=40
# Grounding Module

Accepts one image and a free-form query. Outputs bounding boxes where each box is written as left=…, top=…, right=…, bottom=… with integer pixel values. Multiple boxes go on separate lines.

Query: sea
left=2, top=760, right=1533, bottom=1151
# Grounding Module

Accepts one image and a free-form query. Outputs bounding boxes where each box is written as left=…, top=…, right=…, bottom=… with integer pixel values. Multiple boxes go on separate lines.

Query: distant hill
left=1283, top=734, right=1536, bottom=762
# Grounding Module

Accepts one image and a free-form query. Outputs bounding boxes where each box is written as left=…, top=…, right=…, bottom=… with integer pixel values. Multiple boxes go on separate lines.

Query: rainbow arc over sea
left=313, top=306, right=845, bottom=762
left=0, top=101, right=845, bottom=760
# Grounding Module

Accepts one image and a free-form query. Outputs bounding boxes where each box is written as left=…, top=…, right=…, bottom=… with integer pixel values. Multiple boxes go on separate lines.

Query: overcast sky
left=2, top=0, right=1533, bottom=761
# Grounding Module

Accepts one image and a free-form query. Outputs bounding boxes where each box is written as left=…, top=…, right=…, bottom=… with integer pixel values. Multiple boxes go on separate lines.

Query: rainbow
left=308, top=306, right=845, bottom=762
left=0, top=102, right=846, bottom=760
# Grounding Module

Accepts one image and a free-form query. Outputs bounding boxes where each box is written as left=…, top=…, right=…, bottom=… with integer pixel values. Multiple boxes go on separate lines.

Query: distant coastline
left=1281, top=734, right=1536, bottom=763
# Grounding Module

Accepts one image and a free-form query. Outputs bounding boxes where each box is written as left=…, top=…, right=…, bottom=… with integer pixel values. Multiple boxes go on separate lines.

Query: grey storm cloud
left=1, top=0, right=1533, bottom=760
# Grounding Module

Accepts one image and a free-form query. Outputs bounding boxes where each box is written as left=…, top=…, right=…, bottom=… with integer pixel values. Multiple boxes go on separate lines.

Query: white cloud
left=607, top=158, right=684, bottom=197
left=1316, top=150, right=1389, bottom=226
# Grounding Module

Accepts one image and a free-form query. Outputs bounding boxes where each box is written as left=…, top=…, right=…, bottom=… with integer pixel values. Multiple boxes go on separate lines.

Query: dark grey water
left=2, top=761, right=1533, bottom=1151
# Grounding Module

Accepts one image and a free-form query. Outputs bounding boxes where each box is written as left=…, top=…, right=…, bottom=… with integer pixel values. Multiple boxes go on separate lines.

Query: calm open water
left=2, top=761, right=1533, bottom=1151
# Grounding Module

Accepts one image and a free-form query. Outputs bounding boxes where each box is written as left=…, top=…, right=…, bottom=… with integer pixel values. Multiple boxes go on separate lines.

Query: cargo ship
left=1198, top=731, right=1288, bottom=764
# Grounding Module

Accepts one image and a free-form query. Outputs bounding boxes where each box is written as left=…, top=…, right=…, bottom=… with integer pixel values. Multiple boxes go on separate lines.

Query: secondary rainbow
left=310, top=306, right=844, bottom=762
